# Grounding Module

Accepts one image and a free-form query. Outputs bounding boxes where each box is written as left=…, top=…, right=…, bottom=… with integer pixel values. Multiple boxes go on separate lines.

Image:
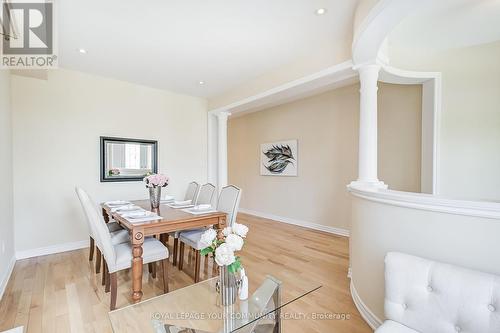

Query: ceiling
left=389, top=0, right=500, bottom=52
left=57, top=0, right=358, bottom=98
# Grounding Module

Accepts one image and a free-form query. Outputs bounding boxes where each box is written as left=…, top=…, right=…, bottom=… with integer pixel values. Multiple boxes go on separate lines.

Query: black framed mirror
left=100, top=136, right=158, bottom=182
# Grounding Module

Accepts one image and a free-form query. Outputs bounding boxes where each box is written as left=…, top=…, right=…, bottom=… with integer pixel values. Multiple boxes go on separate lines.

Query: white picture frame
left=260, top=139, right=298, bottom=176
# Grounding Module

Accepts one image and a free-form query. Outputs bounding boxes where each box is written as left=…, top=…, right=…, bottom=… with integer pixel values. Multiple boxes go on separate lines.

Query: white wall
left=11, top=69, right=208, bottom=253
left=390, top=40, right=500, bottom=201
left=0, top=71, right=15, bottom=297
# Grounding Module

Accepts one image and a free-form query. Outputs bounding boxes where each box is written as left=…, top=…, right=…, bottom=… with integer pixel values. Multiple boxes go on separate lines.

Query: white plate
left=191, top=205, right=212, bottom=212
left=124, top=211, right=153, bottom=219
left=106, top=200, right=130, bottom=206
left=116, top=206, right=141, bottom=212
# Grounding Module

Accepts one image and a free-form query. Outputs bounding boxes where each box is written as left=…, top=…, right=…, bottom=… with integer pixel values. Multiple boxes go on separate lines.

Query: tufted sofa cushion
left=382, top=252, right=500, bottom=333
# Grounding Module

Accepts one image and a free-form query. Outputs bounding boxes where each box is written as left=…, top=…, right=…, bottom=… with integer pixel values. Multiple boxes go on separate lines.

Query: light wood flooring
left=0, top=213, right=371, bottom=333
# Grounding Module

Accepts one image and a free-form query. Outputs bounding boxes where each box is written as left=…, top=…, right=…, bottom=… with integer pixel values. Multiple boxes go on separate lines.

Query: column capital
left=215, top=111, right=231, bottom=119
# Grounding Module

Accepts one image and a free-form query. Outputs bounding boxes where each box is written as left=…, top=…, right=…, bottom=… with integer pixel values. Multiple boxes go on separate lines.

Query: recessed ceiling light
left=77, top=48, right=87, bottom=54
left=198, top=81, right=205, bottom=85
left=315, top=8, right=327, bottom=15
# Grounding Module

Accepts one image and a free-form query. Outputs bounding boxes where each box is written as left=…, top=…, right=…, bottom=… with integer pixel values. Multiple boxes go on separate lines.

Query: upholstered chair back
left=184, top=181, right=199, bottom=201
left=216, top=185, right=241, bottom=227
left=195, top=183, right=216, bottom=205
left=384, top=252, right=500, bottom=333
left=75, top=187, right=97, bottom=240
left=75, top=187, right=116, bottom=266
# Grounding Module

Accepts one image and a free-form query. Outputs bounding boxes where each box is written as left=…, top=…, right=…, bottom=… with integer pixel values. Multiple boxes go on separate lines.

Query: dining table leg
left=131, top=227, right=145, bottom=303
left=102, top=207, right=109, bottom=223
left=216, top=215, right=227, bottom=240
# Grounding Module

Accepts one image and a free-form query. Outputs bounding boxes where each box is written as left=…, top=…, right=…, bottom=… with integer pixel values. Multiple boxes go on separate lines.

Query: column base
left=348, top=180, right=388, bottom=191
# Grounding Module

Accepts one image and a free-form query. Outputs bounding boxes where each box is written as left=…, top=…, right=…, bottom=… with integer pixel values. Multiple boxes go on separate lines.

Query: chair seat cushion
left=110, top=229, right=129, bottom=245
left=179, top=229, right=207, bottom=250
left=112, top=238, right=169, bottom=273
left=170, top=227, right=205, bottom=239
left=375, top=321, right=420, bottom=333
left=106, top=221, right=123, bottom=232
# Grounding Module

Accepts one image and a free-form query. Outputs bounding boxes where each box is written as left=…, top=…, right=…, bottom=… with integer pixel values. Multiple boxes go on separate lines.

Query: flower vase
left=149, top=187, right=161, bottom=208
left=218, top=266, right=237, bottom=306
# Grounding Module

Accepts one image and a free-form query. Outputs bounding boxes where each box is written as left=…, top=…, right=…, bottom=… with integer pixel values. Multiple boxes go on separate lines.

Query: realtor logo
left=1, top=1, right=57, bottom=69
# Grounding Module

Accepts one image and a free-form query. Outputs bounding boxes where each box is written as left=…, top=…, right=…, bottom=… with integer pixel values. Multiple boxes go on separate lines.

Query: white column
left=207, top=113, right=218, bottom=185
left=351, top=64, right=387, bottom=189
left=217, top=111, right=231, bottom=190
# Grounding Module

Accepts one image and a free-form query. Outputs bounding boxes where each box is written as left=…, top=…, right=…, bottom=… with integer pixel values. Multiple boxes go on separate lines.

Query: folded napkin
left=124, top=215, right=162, bottom=224
left=182, top=208, right=217, bottom=215
left=111, top=204, right=141, bottom=213
left=192, top=204, right=212, bottom=211
left=119, top=210, right=161, bottom=223
left=105, top=200, right=131, bottom=207
left=174, top=199, right=192, bottom=205
left=167, top=203, right=194, bottom=209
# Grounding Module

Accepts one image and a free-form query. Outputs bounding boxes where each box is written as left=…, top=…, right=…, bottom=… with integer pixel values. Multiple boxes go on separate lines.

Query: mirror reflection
left=100, top=137, right=158, bottom=182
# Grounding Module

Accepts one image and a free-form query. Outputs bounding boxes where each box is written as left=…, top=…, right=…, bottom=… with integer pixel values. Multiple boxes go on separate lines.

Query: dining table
left=101, top=200, right=227, bottom=303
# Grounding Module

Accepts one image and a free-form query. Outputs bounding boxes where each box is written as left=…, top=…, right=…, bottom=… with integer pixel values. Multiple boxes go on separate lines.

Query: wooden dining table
left=101, top=200, right=227, bottom=303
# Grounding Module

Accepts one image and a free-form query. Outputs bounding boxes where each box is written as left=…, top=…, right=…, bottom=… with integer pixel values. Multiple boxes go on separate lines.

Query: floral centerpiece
left=143, top=173, right=169, bottom=208
left=199, top=222, right=249, bottom=305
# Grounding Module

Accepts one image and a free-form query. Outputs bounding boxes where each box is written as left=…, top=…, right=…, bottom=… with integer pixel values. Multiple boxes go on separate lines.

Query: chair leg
left=173, top=238, right=179, bottom=266
left=96, top=248, right=102, bottom=273
left=178, top=242, right=185, bottom=271
left=148, top=263, right=156, bottom=279
left=101, top=258, right=106, bottom=286
left=161, top=258, right=169, bottom=293
left=194, top=250, right=201, bottom=283
left=160, top=234, right=167, bottom=245
left=89, top=236, right=95, bottom=261
left=110, top=272, right=117, bottom=311
left=104, top=264, right=111, bottom=293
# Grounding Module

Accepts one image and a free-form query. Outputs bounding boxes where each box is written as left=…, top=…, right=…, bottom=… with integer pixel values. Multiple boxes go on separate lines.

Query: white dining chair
left=76, top=189, right=130, bottom=279
left=195, top=183, right=216, bottom=205
left=76, top=187, right=169, bottom=310
left=178, top=185, right=242, bottom=282
left=168, top=181, right=200, bottom=266
left=89, top=209, right=124, bottom=266
left=185, top=181, right=200, bottom=202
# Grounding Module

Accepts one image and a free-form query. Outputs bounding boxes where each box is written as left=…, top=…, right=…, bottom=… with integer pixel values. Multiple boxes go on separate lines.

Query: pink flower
left=144, top=174, right=169, bottom=187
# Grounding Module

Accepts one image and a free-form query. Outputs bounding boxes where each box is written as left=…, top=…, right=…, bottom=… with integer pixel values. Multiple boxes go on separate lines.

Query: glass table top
left=109, top=275, right=321, bottom=333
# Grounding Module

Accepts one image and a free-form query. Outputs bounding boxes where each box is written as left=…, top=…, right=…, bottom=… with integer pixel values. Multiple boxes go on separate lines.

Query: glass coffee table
left=109, top=275, right=321, bottom=333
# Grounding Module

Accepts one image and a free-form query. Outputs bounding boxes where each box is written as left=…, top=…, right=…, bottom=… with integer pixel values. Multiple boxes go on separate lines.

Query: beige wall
left=11, top=69, right=208, bottom=253
left=390, top=40, right=500, bottom=201
left=378, top=82, right=422, bottom=192
left=228, top=83, right=422, bottom=231
left=0, top=71, right=15, bottom=294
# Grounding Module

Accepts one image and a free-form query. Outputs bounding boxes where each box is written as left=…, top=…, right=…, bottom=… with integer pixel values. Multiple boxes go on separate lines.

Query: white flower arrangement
left=200, top=222, right=249, bottom=273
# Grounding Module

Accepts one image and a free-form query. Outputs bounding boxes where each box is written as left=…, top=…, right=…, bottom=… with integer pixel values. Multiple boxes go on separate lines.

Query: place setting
left=181, top=203, right=216, bottom=215
left=104, top=200, right=161, bottom=224
left=165, top=199, right=194, bottom=209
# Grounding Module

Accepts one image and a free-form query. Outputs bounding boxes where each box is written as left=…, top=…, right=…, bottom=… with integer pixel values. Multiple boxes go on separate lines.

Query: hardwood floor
left=0, top=213, right=371, bottom=333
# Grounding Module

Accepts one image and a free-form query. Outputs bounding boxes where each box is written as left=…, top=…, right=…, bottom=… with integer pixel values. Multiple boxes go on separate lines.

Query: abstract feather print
left=260, top=140, right=298, bottom=176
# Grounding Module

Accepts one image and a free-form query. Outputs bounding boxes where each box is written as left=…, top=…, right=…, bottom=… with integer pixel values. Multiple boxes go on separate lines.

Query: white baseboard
left=350, top=280, right=383, bottom=330
left=16, top=239, right=89, bottom=260
left=238, top=208, right=350, bottom=237
left=0, top=255, right=16, bottom=301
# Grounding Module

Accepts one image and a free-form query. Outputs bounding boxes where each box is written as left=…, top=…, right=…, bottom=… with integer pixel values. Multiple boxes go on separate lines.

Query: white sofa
left=376, top=252, right=500, bottom=333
